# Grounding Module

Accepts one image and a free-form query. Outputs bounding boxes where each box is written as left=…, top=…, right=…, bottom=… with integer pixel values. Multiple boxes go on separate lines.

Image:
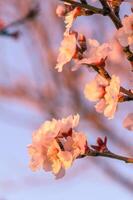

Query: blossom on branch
left=116, top=14, right=133, bottom=52
left=55, top=33, right=77, bottom=72
left=28, top=114, right=88, bottom=177
left=84, top=75, right=120, bottom=119
left=73, top=39, right=111, bottom=70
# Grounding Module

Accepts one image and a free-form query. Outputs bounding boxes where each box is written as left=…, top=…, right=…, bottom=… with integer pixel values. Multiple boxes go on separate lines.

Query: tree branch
left=0, top=4, right=39, bottom=38
left=60, top=0, right=104, bottom=15
left=86, top=150, right=133, bottom=163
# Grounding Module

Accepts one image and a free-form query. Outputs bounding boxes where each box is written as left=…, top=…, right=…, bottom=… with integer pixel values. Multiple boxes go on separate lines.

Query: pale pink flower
left=64, top=131, right=87, bottom=159
left=84, top=75, right=120, bottom=119
left=59, top=114, right=80, bottom=134
left=28, top=114, right=88, bottom=177
left=123, top=113, right=133, bottom=131
left=55, top=33, right=77, bottom=72
left=103, top=75, right=120, bottom=119
left=116, top=14, right=133, bottom=52
left=47, top=140, right=73, bottom=174
left=73, top=39, right=111, bottom=70
left=84, top=75, right=108, bottom=102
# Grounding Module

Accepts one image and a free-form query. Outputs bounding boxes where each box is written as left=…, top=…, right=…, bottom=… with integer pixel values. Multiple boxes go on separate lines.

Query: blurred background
left=0, top=0, right=133, bottom=199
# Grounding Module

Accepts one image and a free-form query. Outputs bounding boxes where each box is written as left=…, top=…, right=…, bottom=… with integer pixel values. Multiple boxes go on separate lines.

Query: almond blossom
left=28, top=114, right=88, bottom=177
left=55, top=33, right=77, bottom=72
left=116, top=14, right=133, bottom=53
left=84, top=75, right=120, bottom=119
left=84, top=74, right=108, bottom=102
left=73, top=39, right=111, bottom=70
left=123, top=113, right=133, bottom=131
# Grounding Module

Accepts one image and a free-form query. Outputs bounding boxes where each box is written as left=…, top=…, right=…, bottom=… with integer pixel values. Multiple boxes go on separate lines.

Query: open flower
left=73, top=39, right=111, bottom=70
left=28, top=114, right=88, bottom=178
left=116, top=14, right=133, bottom=52
left=64, top=131, right=87, bottom=159
left=55, top=33, right=77, bottom=72
left=84, top=75, right=120, bottom=119
left=84, top=75, right=108, bottom=102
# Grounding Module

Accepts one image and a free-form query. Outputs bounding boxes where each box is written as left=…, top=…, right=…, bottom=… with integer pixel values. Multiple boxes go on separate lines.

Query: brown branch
left=60, top=0, right=104, bottom=15
left=86, top=150, right=133, bottom=163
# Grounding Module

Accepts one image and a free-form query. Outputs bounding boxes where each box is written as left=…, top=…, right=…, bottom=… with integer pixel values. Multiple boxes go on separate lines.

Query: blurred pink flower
left=123, top=113, right=133, bottom=131
left=98, top=75, right=120, bottom=119
left=116, top=14, right=133, bottom=52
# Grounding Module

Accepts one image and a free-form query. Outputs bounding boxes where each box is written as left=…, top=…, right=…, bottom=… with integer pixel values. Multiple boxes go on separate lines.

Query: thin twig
left=86, top=150, right=133, bottom=163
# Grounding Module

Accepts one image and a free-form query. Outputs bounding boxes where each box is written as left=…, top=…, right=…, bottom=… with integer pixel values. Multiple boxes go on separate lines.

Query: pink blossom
left=28, top=114, right=88, bottom=177
left=116, top=14, right=133, bottom=52
left=64, top=131, right=87, bottom=159
left=84, top=75, right=108, bottom=102
left=55, top=33, right=77, bottom=72
left=84, top=75, right=120, bottom=119
left=73, top=39, right=111, bottom=70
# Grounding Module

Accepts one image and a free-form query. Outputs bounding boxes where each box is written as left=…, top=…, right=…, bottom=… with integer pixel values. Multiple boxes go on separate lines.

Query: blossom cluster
left=116, top=14, right=133, bottom=53
left=28, top=114, right=88, bottom=178
left=28, top=0, right=133, bottom=178
left=55, top=1, right=125, bottom=119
